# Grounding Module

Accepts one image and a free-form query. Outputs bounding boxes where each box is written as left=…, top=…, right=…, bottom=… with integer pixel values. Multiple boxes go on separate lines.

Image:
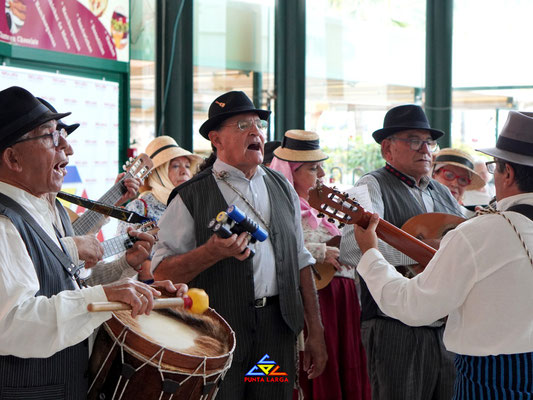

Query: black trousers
left=216, top=303, right=296, bottom=400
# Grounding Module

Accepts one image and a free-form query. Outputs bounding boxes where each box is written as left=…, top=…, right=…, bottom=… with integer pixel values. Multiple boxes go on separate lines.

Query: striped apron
left=454, top=352, right=533, bottom=399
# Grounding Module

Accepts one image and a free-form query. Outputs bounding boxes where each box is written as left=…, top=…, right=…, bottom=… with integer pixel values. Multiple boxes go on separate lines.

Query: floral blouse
left=116, top=192, right=167, bottom=235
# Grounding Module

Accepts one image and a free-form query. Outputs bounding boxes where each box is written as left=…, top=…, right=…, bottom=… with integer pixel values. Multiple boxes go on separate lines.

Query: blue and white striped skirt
left=454, top=352, right=533, bottom=399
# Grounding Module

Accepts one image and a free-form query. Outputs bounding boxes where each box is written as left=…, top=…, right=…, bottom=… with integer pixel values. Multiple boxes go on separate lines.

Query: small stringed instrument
left=311, top=236, right=341, bottom=290
left=99, top=221, right=159, bottom=261
left=72, top=154, right=153, bottom=235
left=308, top=183, right=437, bottom=268
left=401, top=213, right=466, bottom=241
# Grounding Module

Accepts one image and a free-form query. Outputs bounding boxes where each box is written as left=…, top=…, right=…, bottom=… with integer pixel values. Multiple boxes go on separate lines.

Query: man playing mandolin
left=339, top=104, right=463, bottom=400
left=354, top=110, right=533, bottom=398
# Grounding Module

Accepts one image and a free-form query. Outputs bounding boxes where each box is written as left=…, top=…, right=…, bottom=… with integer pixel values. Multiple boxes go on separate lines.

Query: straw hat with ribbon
left=270, top=130, right=339, bottom=236
left=433, top=148, right=485, bottom=190
left=273, top=130, right=328, bottom=163
left=142, top=136, right=203, bottom=204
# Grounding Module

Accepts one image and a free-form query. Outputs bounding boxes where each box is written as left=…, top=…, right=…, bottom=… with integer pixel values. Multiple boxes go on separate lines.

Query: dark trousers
left=362, top=318, right=456, bottom=400
left=217, top=302, right=296, bottom=400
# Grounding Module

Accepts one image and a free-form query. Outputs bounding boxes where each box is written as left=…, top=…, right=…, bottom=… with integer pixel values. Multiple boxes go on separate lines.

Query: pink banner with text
left=0, top=0, right=129, bottom=62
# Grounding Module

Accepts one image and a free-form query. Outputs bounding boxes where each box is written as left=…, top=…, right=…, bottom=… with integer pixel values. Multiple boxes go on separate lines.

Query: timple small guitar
left=71, top=153, right=153, bottom=235
left=79, top=221, right=159, bottom=271
left=308, top=183, right=437, bottom=268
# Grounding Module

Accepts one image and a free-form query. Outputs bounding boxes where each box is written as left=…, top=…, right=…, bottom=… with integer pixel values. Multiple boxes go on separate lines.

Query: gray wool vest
left=173, top=166, right=304, bottom=362
left=0, top=194, right=88, bottom=400
left=360, top=167, right=463, bottom=322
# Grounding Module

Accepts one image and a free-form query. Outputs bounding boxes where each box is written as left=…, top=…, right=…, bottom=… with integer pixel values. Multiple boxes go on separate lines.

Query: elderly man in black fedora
left=0, top=86, right=184, bottom=399
left=152, top=90, right=327, bottom=399
left=353, top=111, right=533, bottom=398
left=339, top=104, right=464, bottom=400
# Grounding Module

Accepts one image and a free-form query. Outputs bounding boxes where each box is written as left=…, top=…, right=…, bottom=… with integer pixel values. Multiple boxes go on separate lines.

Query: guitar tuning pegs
left=317, top=213, right=325, bottom=218
left=327, top=218, right=335, bottom=223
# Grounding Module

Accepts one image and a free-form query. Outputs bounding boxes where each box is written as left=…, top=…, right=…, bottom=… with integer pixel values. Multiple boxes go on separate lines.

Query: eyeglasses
left=221, top=119, right=268, bottom=133
left=437, top=168, right=471, bottom=186
left=390, top=137, right=439, bottom=152
left=14, top=128, right=68, bottom=147
left=485, top=160, right=497, bottom=174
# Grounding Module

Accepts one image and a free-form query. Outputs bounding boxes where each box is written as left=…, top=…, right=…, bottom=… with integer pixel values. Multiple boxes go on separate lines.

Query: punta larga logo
left=244, top=354, right=289, bottom=383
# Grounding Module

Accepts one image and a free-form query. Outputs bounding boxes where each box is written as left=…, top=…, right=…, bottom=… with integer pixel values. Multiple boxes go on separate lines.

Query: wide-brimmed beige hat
left=433, top=148, right=485, bottom=190
left=273, top=130, right=328, bottom=162
left=146, top=136, right=203, bottom=171
left=477, top=111, right=533, bottom=167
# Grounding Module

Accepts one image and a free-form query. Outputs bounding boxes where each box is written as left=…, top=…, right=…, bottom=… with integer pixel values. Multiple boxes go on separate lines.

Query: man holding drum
left=153, top=91, right=327, bottom=399
left=0, top=86, right=182, bottom=400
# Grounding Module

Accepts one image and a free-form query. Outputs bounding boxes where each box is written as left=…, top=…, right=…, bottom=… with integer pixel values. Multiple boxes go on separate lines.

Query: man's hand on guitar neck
left=354, top=212, right=380, bottom=255
left=72, top=234, right=104, bottom=268
left=124, top=228, right=157, bottom=271
left=114, top=172, right=142, bottom=206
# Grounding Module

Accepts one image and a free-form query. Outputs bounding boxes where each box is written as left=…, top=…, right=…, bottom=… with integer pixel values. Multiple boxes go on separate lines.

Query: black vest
left=171, top=166, right=304, bottom=362
left=0, top=194, right=88, bottom=400
left=360, top=167, right=463, bottom=321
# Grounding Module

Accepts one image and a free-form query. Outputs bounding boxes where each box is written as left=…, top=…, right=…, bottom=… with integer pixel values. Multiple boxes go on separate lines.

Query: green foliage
left=322, top=136, right=384, bottom=185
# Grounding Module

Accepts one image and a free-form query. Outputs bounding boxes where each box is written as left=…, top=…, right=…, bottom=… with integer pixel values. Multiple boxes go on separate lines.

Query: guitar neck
left=101, top=233, right=135, bottom=260
left=72, top=177, right=128, bottom=235
left=358, top=210, right=436, bottom=266
left=308, top=184, right=437, bottom=267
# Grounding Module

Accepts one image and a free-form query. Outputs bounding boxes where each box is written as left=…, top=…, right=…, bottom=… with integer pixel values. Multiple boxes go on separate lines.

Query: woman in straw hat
left=432, top=148, right=485, bottom=212
left=117, top=136, right=202, bottom=281
left=270, top=130, right=371, bottom=400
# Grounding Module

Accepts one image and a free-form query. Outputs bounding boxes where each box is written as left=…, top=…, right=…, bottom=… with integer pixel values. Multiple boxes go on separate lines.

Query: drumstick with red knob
left=87, top=288, right=209, bottom=314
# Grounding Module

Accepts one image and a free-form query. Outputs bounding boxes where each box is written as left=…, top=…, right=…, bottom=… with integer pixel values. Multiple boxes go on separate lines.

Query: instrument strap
left=491, top=203, right=533, bottom=267
left=0, top=193, right=85, bottom=287
left=57, top=191, right=150, bottom=224
left=507, top=204, right=533, bottom=221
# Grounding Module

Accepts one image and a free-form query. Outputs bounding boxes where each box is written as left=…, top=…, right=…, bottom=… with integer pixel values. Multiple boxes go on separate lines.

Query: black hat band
left=435, top=154, right=474, bottom=170
left=497, top=135, right=533, bottom=157
left=150, top=144, right=179, bottom=159
left=2, top=103, right=50, bottom=139
left=281, top=136, right=320, bottom=151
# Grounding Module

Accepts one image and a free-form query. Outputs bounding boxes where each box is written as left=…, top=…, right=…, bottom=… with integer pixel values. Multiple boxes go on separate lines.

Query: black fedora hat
left=0, top=86, right=70, bottom=149
left=372, top=104, right=444, bottom=144
left=38, top=97, right=79, bottom=135
left=263, top=140, right=281, bottom=165
left=199, top=91, right=271, bottom=139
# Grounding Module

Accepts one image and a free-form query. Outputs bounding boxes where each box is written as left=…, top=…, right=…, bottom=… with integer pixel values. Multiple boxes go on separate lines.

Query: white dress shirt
left=357, top=192, right=533, bottom=356
left=152, top=159, right=315, bottom=299
left=0, top=182, right=110, bottom=358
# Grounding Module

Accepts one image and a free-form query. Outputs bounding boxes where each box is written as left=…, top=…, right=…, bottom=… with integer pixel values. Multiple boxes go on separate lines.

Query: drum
left=88, top=307, right=235, bottom=400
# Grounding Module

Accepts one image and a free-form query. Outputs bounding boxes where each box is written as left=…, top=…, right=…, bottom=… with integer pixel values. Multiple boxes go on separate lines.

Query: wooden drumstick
left=87, top=288, right=210, bottom=314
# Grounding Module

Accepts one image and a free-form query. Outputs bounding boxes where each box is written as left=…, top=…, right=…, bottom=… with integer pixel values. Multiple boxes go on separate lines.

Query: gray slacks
left=362, top=318, right=456, bottom=400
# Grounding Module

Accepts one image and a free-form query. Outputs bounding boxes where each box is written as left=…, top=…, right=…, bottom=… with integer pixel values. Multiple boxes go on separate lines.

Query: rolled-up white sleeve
left=357, top=227, right=477, bottom=326
left=288, top=184, right=316, bottom=269
left=0, top=217, right=111, bottom=358
left=151, top=195, right=197, bottom=272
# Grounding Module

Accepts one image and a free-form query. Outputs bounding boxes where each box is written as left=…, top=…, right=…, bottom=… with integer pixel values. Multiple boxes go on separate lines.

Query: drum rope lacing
left=90, top=323, right=234, bottom=399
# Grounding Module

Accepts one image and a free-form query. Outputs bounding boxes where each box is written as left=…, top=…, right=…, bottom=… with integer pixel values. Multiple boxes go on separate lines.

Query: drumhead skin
left=88, top=307, right=236, bottom=400
left=104, top=307, right=235, bottom=373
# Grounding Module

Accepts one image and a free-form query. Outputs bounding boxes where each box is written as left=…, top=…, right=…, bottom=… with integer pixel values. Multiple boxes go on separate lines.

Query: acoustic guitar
left=308, top=183, right=437, bottom=270
left=401, top=212, right=466, bottom=241
left=71, top=153, right=153, bottom=235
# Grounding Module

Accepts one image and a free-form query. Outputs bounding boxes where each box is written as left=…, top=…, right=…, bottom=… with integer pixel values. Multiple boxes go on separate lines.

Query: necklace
left=212, top=169, right=270, bottom=231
